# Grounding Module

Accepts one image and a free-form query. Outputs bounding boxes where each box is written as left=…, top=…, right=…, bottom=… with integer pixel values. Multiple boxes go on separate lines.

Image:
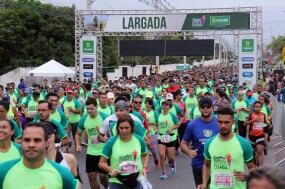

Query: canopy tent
left=29, top=59, right=75, bottom=77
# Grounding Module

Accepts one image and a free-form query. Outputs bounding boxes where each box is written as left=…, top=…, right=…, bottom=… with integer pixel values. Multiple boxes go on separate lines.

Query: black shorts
left=86, top=154, right=106, bottom=174
left=192, top=167, right=202, bottom=186
left=158, top=140, right=176, bottom=147
left=248, top=135, right=265, bottom=146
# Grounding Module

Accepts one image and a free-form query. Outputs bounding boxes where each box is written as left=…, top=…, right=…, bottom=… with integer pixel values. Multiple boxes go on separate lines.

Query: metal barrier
left=271, top=95, right=285, bottom=166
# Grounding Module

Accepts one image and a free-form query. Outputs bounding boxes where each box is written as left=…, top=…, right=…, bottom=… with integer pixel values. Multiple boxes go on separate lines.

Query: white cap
left=107, top=92, right=115, bottom=99
left=166, top=93, right=174, bottom=100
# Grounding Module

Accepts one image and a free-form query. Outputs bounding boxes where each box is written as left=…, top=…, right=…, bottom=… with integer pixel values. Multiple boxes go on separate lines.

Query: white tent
left=29, top=59, right=75, bottom=77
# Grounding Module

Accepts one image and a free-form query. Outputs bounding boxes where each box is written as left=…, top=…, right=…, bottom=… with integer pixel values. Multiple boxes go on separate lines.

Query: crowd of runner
left=0, top=63, right=284, bottom=189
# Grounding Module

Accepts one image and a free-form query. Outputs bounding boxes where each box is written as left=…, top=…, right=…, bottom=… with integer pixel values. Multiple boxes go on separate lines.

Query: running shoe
left=170, top=162, right=177, bottom=175
left=160, top=173, right=168, bottom=179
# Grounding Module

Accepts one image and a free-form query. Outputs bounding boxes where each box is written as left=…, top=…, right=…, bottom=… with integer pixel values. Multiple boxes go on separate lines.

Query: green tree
left=268, top=35, right=285, bottom=63
left=0, top=0, right=74, bottom=75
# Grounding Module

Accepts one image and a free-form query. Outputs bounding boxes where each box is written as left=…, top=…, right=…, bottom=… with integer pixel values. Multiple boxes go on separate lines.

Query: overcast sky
left=40, top=0, right=285, bottom=44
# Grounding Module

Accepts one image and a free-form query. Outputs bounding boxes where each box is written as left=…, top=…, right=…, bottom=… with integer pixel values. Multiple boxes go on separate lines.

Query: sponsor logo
left=83, top=72, right=93, bottom=77
left=83, top=64, right=94, bottom=69
left=210, top=16, right=230, bottom=27
left=192, top=15, right=206, bottom=27
left=82, top=58, right=95, bottom=62
left=242, top=39, right=254, bottom=52
left=243, top=71, right=253, bottom=78
left=242, top=64, right=254, bottom=69
left=241, top=57, right=255, bottom=62
left=123, top=16, right=166, bottom=30
left=83, top=40, right=94, bottom=53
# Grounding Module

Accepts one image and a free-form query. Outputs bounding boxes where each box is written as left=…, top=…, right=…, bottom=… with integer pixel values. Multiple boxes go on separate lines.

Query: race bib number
left=214, top=105, right=219, bottom=112
left=214, top=172, right=234, bottom=187
left=119, top=161, right=138, bottom=174
left=253, top=122, right=264, bottom=131
left=161, top=134, right=171, bottom=143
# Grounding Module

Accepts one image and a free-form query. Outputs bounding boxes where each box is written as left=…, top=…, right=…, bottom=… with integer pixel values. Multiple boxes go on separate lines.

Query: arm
left=234, top=161, right=256, bottom=182
left=141, top=153, right=149, bottom=176
left=63, top=153, right=79, bottom=177
left=75, top=130, right=82, bottom=152
left=180, top=140, right=198, bottom=158
left=70, top=108, right=81, bottom=114
left=61, top=136, right=70, bottom=147
left=99, top=156, right=120, bottom=177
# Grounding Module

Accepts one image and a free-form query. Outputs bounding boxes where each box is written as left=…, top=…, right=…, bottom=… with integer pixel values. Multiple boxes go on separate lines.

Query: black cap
left=199, top=97, right=213, bottom=107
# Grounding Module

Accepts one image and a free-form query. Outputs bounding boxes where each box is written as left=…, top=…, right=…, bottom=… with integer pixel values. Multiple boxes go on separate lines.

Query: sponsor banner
left=239, top=35, right=257, bottom=88
left=241, top=56, right=255, bottom=62
left=182, top=12, right=250, bottom=30
left=83, top=12, right=250, bottom=32
left=242, top=63, right=254, bottom=69
left=83, top=64, right=94, bottom=69
left=80, top=36, right=97, bottom=81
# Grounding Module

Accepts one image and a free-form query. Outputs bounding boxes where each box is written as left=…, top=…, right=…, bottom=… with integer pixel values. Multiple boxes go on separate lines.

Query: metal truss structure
left=75, top=7, right=263, bottom=80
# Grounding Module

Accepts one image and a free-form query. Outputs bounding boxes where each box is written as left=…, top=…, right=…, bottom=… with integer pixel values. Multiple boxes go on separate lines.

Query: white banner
left=80, top=36, right=97, bottom=82
left=239, top=35, right=257, bottom=88
left=84, top=14, right=187, bottom=32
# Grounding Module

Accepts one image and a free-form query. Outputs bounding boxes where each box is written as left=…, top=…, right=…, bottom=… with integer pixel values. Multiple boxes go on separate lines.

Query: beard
left=220, top=129, right=231, bottom=136
left=201, top=112, right=211, bottom=119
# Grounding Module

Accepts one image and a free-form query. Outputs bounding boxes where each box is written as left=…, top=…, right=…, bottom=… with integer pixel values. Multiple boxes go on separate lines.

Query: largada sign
left=83, top=12, right=250, bottom=32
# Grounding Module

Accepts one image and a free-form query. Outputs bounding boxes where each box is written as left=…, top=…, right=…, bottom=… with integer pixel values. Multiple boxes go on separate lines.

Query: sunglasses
left=133, top=101, right=142, bottom=104
left=200, top=105, right=212, bottom=109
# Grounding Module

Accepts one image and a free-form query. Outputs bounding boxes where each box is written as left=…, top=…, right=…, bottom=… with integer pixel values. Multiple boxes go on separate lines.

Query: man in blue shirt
left=180, top=97, right=219, bottom=187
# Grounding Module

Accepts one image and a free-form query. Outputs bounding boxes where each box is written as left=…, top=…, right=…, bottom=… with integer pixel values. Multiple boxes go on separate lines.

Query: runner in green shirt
left=157, top=100, right=179, bottom=179
left=37, top=100, right=70, bottom=147
left=0, top=122, right=78, bottom=189
left=144, top=98, right=159, bottom=168
left=98, top=91, right=113, bottom=117
left=75, top=97, right=108, bottom=189
left=0, top=120, right=21, bottom=163
left=46, top=92, right=68, bottom=128
left=23, top=84, right=45, bottom=121
left=62, top=90, right=81, bottom=148
left=231, top=91, right=250, bottom=138
left=183, top=86, right=198, bottom=120
left=99, top=115, right=149, bottom=189
left=199, top=107, right=255, bottom=189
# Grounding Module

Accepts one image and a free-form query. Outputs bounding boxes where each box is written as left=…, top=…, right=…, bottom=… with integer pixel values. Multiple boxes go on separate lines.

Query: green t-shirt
left=78, top=113, right=107, bottom=155
left=51, top=110, right=68, bottom=128
left=25, top=98, right=39, bottom=118
left=6, top=105, right=14, bottom=120
left=102, top=135, right=147, bottom=184
left=232, top=100, right=249, bottom=121
left=195, top=87, right=209, bottom=95
left=261, top=105, right=271, bottom=118
left=190, top=106, right=201, bottom=120
left=183, top=96, right=198, bottom=119
left=59, top=96, right=66, bottom=105
left=157, top=112, right=179, bottom=142
left=144, top=110, right=159, bottom=135
left=204, top=134, right=253, bottom=189
left=98, top=105, right=113, bottom=117
left=63, top=99, right=81, bottom=123
left=0, top=142, right=21, bottom=163
left=0, top=159, right=77, bottom=189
